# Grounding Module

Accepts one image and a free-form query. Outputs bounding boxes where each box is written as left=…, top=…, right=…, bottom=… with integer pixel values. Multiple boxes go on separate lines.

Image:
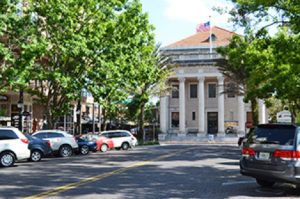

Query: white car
left=32, top=130, right=78, bottom=157
left=100, top=130, right=135, bottom=150
left=0, top=127, right=31, bottom=167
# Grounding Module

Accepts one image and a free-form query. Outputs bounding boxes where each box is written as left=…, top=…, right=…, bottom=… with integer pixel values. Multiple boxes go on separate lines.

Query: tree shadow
left=1, top=145, right=300, bottom=198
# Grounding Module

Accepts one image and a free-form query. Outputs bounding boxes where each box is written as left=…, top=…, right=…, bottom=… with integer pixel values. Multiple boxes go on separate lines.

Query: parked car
left=100, top=130, right=135, bottom=150
left=132, top=136, right=138, bottom=147
left=237, top=127, right=256, bottom=147
left=0, top=127, right=30, bottom=167
left=75, top=137, right=98, bottom=155
left=240, top=123, right=300, bottom=187
left=32, top=130, right=78, bottom=157
left=80, top=134, right=114, bottom=152
left=25, top=134, right=53, bottom=162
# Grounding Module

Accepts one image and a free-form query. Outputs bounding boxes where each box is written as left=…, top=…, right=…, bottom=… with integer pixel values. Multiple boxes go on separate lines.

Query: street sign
left=22, top=111, right=30, bottom=116
left=245, top=121, right=253, bottom=128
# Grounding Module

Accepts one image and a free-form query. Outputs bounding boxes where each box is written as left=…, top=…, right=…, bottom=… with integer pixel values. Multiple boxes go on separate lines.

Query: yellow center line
left=23, top=146, right=200, bottom=199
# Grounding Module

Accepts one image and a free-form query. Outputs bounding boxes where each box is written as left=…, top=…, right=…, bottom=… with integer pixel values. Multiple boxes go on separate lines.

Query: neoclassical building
left=159, top=27, right=268, bottom=138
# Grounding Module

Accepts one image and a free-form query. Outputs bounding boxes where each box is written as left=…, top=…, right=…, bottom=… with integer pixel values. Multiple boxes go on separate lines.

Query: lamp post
left=17, top=90, right=24, bottom=133
left=76, top=94, right=81, bottom=135
left=152, top=118, right=155, bottom=142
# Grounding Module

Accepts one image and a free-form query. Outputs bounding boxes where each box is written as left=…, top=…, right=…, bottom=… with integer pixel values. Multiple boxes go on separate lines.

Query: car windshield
left=76, top=137, right=85, bottom=142
left=247, top=125, right=296, bottom=146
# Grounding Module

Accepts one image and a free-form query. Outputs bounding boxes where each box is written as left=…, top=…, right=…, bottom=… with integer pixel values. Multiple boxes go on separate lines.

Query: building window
left=0, top=104, right=8, bottom=116
left=208, top=84, right=216, bottom=98
left=171, top=112, right=179, bottom=128
left=210, top=34, right=217, bottom=42
left=190, top=84, right=197, bottom=98
left=172, top=85, right=179, bottom=99
left=190, top=55, right=198, bottom=59
left=192, top=112, right=196, bottom=120
left=227, top=83, right=236, bottom=98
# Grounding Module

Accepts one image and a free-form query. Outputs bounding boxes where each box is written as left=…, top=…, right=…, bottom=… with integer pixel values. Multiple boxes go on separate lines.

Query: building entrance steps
left=159, top=133, right=240, bottom=144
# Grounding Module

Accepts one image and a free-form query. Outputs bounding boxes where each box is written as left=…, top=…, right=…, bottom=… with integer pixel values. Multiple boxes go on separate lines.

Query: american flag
left=196, top=21, right=210, bottom=33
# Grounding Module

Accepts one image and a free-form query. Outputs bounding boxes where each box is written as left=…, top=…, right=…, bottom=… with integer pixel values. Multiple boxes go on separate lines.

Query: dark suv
left=240, top=123, right=300, bottom=187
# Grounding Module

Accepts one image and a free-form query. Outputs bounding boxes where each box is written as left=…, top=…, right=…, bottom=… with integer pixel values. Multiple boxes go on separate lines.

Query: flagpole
left=209, top=16, right=212, bottom=58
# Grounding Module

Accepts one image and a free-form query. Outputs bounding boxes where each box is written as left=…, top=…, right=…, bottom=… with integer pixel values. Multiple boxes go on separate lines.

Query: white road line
left=222, top=181, right=256, bottom=186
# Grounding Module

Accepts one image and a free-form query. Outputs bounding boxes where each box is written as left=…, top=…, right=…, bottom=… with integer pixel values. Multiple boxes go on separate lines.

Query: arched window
left=210, top=34, right=217, bottom=42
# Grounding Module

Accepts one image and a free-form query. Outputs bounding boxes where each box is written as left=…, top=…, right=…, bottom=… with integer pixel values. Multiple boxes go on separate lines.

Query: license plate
left=259, top=152, right=270, bottom=160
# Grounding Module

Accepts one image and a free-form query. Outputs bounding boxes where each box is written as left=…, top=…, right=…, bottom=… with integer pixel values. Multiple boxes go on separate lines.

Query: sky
left=140, top=0, right=241, bottom=47
left=140, top=0, right=279, bottom=47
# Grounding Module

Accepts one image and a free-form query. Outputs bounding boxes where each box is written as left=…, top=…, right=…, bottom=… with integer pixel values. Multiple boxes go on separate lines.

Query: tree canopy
left=215, top=0, right=300, bottom=121
left=0, top=0, right=155, bottom=129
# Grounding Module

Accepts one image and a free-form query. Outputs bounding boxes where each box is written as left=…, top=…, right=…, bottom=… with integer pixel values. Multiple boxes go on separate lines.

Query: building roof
left=166, top=26, right=242, bottom=48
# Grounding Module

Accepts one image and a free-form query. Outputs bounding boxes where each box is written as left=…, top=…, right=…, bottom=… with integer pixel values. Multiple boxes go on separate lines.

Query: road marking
left=23, top=146, right=200, bottom=199
left=222, top=181, right=256, bottom=186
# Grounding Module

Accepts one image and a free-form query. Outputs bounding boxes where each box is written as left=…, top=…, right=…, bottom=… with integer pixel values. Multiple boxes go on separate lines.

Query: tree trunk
left=103, top=109, right=108, bottom=131
left=251, top=98, right=259, bottom=126
left=137, top=102, right=145, bottom=142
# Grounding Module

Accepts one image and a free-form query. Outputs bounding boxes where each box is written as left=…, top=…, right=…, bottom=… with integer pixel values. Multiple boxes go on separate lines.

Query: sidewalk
left=159, top=140, right=237, bottom=145
left=158, top=133, right=241, bottom=145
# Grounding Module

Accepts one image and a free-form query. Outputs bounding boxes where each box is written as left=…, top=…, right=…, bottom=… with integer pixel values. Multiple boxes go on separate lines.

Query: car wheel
left=256, top=178, right=275, bottom=188
left=100, top=144, right=108, bottom=152
left=80, top=145, right=89, bottom=155
left=115, top=147, right=121, bottom=150
left=59, top=145, right=73, bottom=157
left=30, top=150, right=42, bottom=162
left=0, top=152, right=15, bottom=167
left=122, top=142, right=129, bottom=150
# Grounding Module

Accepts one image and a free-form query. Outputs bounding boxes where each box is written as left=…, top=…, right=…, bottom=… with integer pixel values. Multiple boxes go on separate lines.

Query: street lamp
left=17, top=101, right=24, bottom=109
left=76, top=96, right=81, bottom=135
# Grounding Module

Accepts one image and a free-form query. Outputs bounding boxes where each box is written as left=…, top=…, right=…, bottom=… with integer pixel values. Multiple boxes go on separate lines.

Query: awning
left=86, top=104, right=99, bottom=108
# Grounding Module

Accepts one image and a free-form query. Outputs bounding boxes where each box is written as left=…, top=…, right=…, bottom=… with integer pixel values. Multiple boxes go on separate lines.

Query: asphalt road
left=1, top=144, right=300, bottom=199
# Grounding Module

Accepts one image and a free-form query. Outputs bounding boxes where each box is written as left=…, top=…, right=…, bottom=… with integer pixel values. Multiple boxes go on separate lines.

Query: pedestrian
left=23, top=130, right=28, bottom=135
left=32, top=118, right=37, bottom=133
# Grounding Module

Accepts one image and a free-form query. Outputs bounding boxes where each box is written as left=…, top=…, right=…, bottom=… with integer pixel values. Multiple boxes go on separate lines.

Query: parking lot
left=1, top=144, right=300, bottom=199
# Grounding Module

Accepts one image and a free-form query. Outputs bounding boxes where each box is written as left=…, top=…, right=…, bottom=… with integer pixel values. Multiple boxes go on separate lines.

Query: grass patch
left=138, top=140, right=160, bottom=146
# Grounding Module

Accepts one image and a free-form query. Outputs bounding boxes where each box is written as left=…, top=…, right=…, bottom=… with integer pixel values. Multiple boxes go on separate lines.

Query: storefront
left=0, top=92, right=33, bottom=133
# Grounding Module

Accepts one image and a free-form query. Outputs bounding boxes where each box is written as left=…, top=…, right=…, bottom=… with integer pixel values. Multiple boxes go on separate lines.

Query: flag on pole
left=196, top=21, right=210, bottom=33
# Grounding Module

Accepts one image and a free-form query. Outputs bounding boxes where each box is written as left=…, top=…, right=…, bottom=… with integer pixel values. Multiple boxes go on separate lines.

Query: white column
left=259, top=99, right=266, bottom=124
left=238, top=95, right=245, bottom=135
left=160, top=96, right=168, bottom=133
left=217, top=76, right=225, bottom=134
left=179, top=77, right=186, bottom=134
left=197, top=76, right=205, bottom=134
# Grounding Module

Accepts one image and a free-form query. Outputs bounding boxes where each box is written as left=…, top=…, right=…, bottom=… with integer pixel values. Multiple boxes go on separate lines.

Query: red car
left=79, top=134, right=114, bottom=152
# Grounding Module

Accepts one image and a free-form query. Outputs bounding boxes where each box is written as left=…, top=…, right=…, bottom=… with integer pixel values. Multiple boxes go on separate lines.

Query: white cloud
left=163, top=0, right=234, bottom=27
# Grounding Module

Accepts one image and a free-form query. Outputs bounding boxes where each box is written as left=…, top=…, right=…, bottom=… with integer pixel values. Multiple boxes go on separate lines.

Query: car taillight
left=274, top=150, right=293, bottom=158
left=73, top=136, right=77, bottom=142
left=20, top=138, right=29, bottom=144
left=131, top=137, right=134, bottom=140
left=46, top=141, right=51, bottom=147
left=274, top=150, right=300, bottom=158
left=242, top=148, right=256, bottom=155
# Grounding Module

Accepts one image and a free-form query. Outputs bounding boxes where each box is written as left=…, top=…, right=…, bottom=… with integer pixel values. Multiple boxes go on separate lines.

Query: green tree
left=215, top=0, right=300, bottom=123
left=214, top=0, right=300, bottom=35
left=129, top=43, right=177, bottom=141
left=216, top=35, right=260, bottom=126
left=1, top=0, right=155, bottom=129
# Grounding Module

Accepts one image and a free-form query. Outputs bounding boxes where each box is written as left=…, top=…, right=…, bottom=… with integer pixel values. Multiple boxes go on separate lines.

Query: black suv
left=240, top=123, right=300, bottom=187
